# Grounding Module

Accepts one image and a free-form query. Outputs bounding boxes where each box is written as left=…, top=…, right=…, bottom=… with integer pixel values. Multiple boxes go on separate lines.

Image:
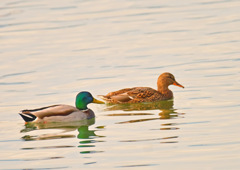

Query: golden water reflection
left=105, top=100, right=184, bottom=123
left=104, top=100, right=181, bottom=144
left=105, top=100, right=174, bottom=111
left=21, top=118, right=96, bottom=141
left=20, top=118, right=105, bottom=155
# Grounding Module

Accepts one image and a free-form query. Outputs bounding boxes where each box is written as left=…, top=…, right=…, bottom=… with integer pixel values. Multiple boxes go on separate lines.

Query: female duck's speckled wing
left=19, top=104, right=79, bottom=122
left=99, top=87, right=163, bottom=103
left=99, top=72, right=184, bottom=104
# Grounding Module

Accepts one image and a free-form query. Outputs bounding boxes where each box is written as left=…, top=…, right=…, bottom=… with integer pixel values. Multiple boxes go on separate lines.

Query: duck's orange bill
left=173, top=82, right=184, bottom=88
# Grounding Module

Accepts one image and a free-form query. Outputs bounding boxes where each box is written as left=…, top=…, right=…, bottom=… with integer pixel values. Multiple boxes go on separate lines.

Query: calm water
left=0, top=0, right=240, bottom=169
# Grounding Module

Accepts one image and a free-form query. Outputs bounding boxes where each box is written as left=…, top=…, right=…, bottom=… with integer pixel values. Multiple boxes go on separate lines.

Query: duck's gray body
left=19, top=104, right=95, bottom=123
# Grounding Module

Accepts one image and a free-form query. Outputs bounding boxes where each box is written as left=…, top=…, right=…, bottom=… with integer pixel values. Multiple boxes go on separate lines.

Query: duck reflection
left=105, top=100, right=181, bottom=144
left=104, top=100, right=183, bottom=124
left=20, top=118, right=105, bottom=154
left=21, top=118, right=96, bottom=141
left=105, top=99, right=174, bottom=111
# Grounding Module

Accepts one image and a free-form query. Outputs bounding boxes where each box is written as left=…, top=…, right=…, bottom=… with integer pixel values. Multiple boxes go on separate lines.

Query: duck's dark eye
left=167, top=75, right=175, bottom=80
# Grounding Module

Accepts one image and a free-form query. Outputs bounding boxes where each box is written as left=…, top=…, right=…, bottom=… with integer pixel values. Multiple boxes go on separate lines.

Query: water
left=0, top=0, right=240, bottom=169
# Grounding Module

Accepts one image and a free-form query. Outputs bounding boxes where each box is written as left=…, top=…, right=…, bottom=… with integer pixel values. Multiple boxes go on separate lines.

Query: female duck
left=19, top=91, right=104, bottom=123
left=99, top=72, right=184, bottom=103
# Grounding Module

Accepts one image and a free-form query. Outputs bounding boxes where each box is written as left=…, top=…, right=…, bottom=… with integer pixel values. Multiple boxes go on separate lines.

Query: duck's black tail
left=19, top=112, right=36, bottom=122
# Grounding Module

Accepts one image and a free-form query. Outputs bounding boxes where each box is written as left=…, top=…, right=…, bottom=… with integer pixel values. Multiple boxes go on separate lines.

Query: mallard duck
left=19, top=91, right=104, bottom=123
left=99, top=72, right=184, bottom=103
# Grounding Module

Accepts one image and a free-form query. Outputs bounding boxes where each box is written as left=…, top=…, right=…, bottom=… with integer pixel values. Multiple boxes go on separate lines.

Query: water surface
left=0, top=0, right=240, bottom=169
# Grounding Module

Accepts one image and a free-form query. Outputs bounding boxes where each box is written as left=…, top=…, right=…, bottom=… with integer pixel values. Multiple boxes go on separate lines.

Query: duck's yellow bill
left=93, top=98, right=105, bottom=104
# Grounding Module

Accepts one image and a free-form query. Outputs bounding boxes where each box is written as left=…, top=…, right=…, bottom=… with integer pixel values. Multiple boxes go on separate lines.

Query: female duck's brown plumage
left=99, top=72, right=184, bottom=103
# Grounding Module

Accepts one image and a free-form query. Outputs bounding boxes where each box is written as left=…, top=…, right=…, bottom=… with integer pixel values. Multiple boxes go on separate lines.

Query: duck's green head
left=75, top=91, right=104, bottom=110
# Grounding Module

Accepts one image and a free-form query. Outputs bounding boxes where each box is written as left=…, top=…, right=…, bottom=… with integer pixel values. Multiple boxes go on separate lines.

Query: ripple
left=117, top=163, right=158, bottom=168
left=205, top=73, right=236, bottom=77
left=0, top=71, right=35, bottom=79
left=21, top=145, right=74, bottom=150
left=36, top=92, right=58, bottom=96
left=0, top=157, right=63, bottom=161
left=78, top=145, right=95, bottom=148
left=80, top=151, right=104, bottom=154
left=0, top=82, right=30, bottom=85
left=141, top=58, right=237, bottom=70
left=21, top=134, right=75, bottom=141
left=106, top=113, right=154, bottom=116
left=189, top=96, right=211, bottom=100
left=171, top=121, right=210, bottom=126
left=189, top=141, right=240, bottom=147
left=50, top=6, right=77, bottom=10
left=77, top=75, right=118, bottom=81
left=79, top=140, right=105, bottom=144
left=2, top=166, right=67, bottom=170
left=1, top=23, right=84, bottom=32
left=116, top=117, right=159, bottom=124
left=114, top=65, right=139, bottom=68
left=120, top=136, right=178, bottom=142
left=161, top=123, right=178, bottom=126
left=157, top=127, right=179, bottom=130
left=160, top=141, right=178, bottom=144
left=73, top=46, right=109, bottom=52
